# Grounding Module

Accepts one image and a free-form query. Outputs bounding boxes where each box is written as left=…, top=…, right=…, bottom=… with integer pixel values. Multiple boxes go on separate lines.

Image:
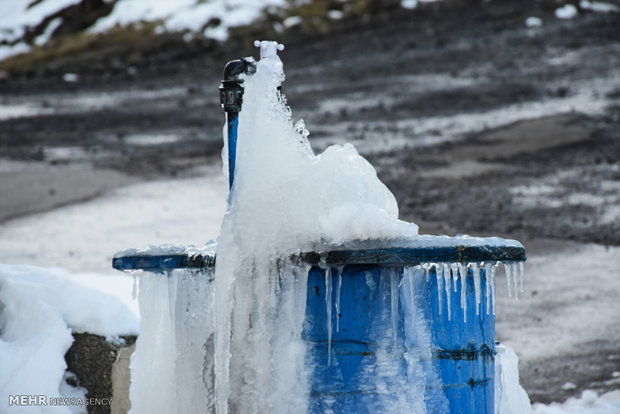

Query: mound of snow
left=0, top=264, right=138, bottom=413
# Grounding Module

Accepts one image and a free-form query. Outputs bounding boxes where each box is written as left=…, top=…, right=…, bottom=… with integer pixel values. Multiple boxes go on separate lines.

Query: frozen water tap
left=254, top=40, right=285, bottom=86
left=254, top=40, right=284, bottom=59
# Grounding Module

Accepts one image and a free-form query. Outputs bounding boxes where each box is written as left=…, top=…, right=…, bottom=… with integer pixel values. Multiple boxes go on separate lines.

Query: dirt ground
left=1, top=0, right=619, bottom=404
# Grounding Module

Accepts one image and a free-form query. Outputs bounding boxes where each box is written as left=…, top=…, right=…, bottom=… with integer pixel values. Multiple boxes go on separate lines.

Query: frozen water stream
left=212, top=43, right=420, bottom=413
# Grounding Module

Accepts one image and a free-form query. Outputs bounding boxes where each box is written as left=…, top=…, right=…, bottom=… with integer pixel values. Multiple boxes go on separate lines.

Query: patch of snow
left=0, top=0, right=82, bottom=60
left=401, top=0, right=419, bottom=9
left=0, top=0, right=80, bottom=41
left=555, top=4, right=578, bottom=19
left=0, top=264, right=138, bottom=413
left=124, top=133, right=181, bottom=146
left=580, top=1, right=620, bottom=13
left=562, top=382, right=578, bottom=391
left=0, top=103, right=55, bottom=120
left=283, top=15, right=302, bottom=28
left=62, top=73, right=80, bottom=82
left=34, top=16, right=63, bottom=46
left=525, top=16, right=543, bottom=27
left=0, top=42, right=30, bottom=61
left=114, top=240, right=216, bottom=260
left=533, top=390, right=620, bottom=414
left=42, top=146, right=90, bottom=162
left=326, top=10, right=344, bottom=20
left=58, top=372, right=88, bottom=414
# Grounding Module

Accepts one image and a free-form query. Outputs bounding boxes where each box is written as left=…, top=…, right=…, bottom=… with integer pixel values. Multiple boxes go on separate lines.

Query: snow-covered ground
left=89, top=0, right=287, bottom=41
left=4, top=0, right=616, bottom=63
left=0, top=168, right=226, bottom=413
left=0, top=0, right=287, bottom=60
left=0, top=166, right=226, bottom=274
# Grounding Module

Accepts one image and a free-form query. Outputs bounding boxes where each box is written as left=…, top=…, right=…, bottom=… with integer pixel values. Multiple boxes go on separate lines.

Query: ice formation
left=129, top=268, right=216, bottom=414
left=495, top=344, right=533, bottom=414
left=213, top=41, right=423, bottom=414
left=127, top=42, right=527, bottom=413
left=407, top=261, right=522, bottom=321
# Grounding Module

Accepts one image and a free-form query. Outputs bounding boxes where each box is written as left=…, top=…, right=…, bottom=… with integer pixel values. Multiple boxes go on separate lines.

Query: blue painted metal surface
left=304, top=264, right=495, bottom=413
left=113, top=239, right=525, bottom=271
left=300, top=244, right=525, bottom=266
left=113, top=238, right=521, bottom=413
left=112, top=253, right=215, bottom=274
left=227, top=112, right=239, bottom=190
left=428, top=268, right=495, bottom=414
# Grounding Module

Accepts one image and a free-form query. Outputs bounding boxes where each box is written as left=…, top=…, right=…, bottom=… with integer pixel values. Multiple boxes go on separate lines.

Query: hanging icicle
left=335, top=267, right=343, bottom=332
left=505, top=262, right=513, bottom=298
left=471, top=262, right=481, bottom=315
left=325, top=267, right=333, bottom=366
left=435, top=264, right=443, bottom=316
left=460, top=264, right=467, bottom=323
left=441, top=263, right=451, bottom=321
left=484, top=262, right=492, bottom=315
left=415, top=259, right=524, bottom=322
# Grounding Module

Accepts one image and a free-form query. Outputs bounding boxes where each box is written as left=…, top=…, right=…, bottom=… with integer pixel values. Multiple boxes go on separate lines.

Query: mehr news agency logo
left=9, top=394, right=112, bottom=407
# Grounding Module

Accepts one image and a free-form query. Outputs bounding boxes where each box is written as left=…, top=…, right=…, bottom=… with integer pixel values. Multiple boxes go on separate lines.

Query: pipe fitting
left=220, top=58, right=257, bottom=113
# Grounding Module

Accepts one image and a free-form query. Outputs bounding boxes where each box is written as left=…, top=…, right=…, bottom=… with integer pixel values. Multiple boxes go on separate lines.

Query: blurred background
left=1, top=0, right=619, bottom=407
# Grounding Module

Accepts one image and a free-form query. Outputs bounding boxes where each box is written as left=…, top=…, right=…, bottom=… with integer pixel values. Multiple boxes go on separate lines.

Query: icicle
left=511, top=262, right=519, bottom=300
left=408, top=268, right=416, bottom=330
left=335, top=268, right=343, bottom=333
left=484, top=263, right=492, bottom=315
left=449, top=262, right=458, bottom=287
left=456, top=263, right=467, bottom=293
left=423, top=263, right=430, bottom=282
left=452, top=264, right=459, bottom=293
left=443, top=263, right=452, bottom=321
left=325, top=267, right=333, bottom=366
left=391, top=269, right=399, bottom=343
left=460, top=264, right=467, bottom=323
left=491, top=263, right=497, bottom=315
left=504, top=262, right=513, bottom=298
left=435, top=264, right=443, bottom=315
left=518, top=261, right=524, bottom=293
left=472, top=262, right=481, bottom=315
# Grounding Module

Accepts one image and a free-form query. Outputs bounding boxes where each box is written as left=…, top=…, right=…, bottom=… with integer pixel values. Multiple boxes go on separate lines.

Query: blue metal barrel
left=303, top=263, right=495, bottom=413
left=113, top=236, right=525, bottom=413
